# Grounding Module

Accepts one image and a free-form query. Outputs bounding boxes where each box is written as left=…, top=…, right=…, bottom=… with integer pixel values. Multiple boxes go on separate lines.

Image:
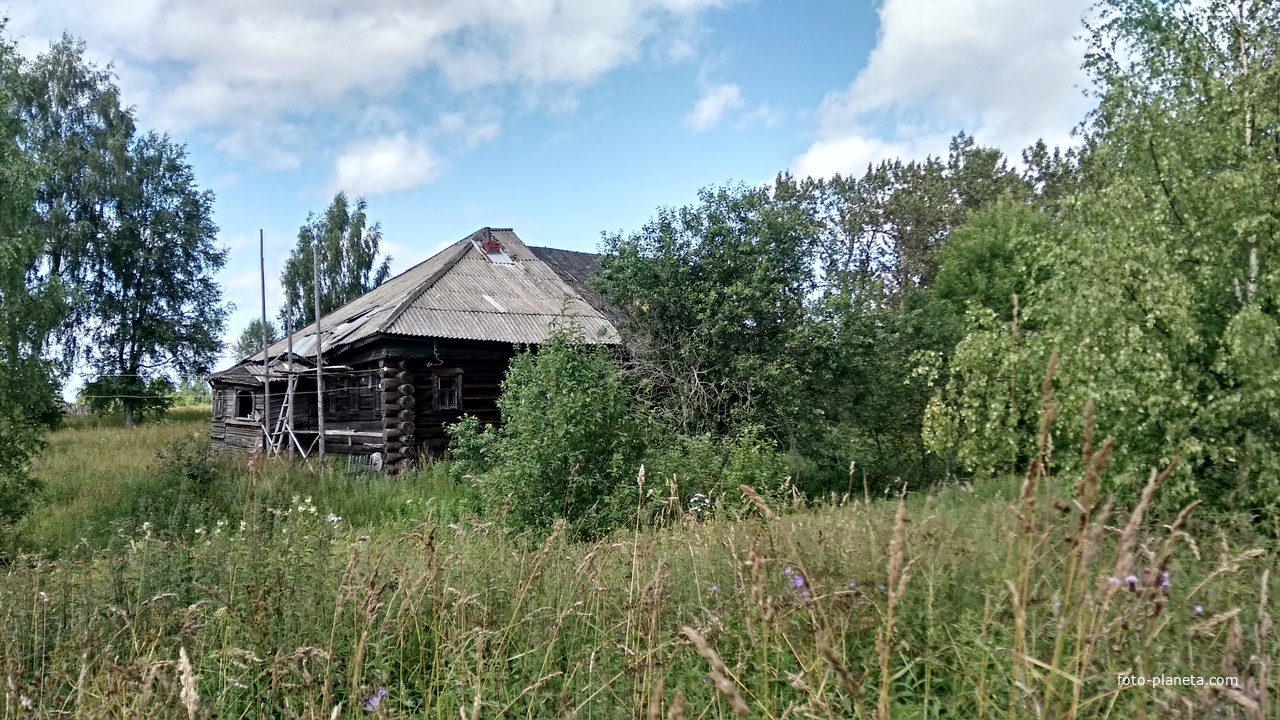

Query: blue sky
left=7, top=0, right=1093, bottom=373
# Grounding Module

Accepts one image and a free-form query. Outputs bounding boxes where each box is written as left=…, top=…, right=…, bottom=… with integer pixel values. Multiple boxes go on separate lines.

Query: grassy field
left=1, top=409, right=1276, bottom=718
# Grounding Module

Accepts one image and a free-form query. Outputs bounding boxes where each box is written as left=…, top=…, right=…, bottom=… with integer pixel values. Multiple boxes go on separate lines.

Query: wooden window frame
left=234, top=390, right=255, bottom=420
left=433, top=369, right=463, bottom=411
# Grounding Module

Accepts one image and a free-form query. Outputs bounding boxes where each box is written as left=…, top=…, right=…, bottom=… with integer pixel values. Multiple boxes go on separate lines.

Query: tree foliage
left=80, top=131, right=227, bottom=425
left=928, top=0, right=1280, bottom=518
left=596, top=141, right=1029, bottom=492
left=279, top=192, right=391, bottom=327
left=230, top=318, right=281, bottom=361
left=15, top=36, right=227, bottom=426
left=0, top=28, right=63, bottom=526
left=448, top=333, right=649, bottom=539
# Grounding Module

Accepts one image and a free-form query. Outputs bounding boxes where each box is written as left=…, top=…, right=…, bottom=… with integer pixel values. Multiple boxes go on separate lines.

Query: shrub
left=447, top=332, right=649, bottom=538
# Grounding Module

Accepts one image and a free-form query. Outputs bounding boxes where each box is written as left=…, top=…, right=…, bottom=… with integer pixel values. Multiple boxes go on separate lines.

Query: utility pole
left=285, top=287, right=295, bottom=459
left=313, top=241, right=325, bottom=469
left=260, top=229, right=271, bottom=454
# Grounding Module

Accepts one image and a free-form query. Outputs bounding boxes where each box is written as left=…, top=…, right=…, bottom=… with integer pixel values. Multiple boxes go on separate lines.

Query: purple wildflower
left=709, top=585, right=719, bottom=594
left=783, top=566, right=794, bottom=578
left=799, top=588, right=812, bottom=602
left=790, top=573, right=806, bottom=590
left=1192, top=604, right=1204, bottom=617
left=1159, top=571, right=1170, bottom=595
left=1107, top=576, right=1121, bottom=589
left=847, top=580, right=857, bottom=590
left=363, top=687, right=388, bottom=713
left=1125, top=574, right=1140, bottom=593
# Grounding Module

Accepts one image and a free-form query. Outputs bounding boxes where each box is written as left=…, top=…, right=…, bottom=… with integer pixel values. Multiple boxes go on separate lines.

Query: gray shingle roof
left=211, top=228, right=617, bottom=379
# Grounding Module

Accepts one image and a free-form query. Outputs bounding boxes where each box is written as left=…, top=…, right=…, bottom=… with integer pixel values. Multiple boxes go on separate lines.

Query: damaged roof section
left=211, top=227, right=618, bottom=381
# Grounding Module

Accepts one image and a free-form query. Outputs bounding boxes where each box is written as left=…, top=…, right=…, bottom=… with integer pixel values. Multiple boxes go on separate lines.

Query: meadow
left=1, top=406, right=1276, bottom=719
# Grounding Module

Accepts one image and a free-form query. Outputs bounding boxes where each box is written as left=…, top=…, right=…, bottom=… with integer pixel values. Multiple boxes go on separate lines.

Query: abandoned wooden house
left=207, top=227, right=619, bottom=472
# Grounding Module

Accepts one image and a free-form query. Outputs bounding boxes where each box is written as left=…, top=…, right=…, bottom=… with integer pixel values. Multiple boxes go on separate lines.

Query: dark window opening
left=235, top=390, right=255, bottom=419
left=214, top=390, right=224, bottom=418
left=347, top=378, right=360, bottom=416
left=435, top=373, right=461, bottom=411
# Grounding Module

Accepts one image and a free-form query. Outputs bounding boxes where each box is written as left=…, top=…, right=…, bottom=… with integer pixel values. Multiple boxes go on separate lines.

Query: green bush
left=447, top=333, right=649, bottom=539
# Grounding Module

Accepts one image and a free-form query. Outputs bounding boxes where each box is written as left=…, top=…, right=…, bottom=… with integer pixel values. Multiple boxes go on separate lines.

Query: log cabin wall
left=211, top=339, right=522, bottom=469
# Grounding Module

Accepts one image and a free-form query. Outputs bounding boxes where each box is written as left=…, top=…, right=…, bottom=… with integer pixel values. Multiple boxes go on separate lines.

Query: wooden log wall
left=379, top=361, right=416, bottom=474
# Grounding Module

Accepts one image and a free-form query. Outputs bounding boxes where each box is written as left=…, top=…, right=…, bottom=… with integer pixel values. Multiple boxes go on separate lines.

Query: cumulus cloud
left=8, top=0, right=731, bottom=168
left=685, top=83, right=743, bottom=131
left=794, top=0, right=1093, bottom=179
left=329, top=135, right=442, bottom=197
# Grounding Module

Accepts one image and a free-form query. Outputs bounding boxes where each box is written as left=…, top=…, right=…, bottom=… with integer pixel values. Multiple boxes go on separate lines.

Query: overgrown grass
left=2, top=398, right=1276, bottom=718
left=19, top=407, right=473, bottom=554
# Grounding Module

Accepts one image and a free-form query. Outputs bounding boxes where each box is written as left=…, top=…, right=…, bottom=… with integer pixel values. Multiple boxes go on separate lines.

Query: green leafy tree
left=448, top=332, right=649, bottom=539
left=929, top=0, right=1280, bottom=518
left=230, top=318, right=281, bottom=361
left=0, top=27, right=64, bottom=526
left=16, top=35, right=133, bottom=365
left=17, top=37, right=227, bottom=426
left=279, top=191, right=391, bottom=327
left=597, top=178, right=821, bottom=444
left=81, top=131, right=227, bottom=425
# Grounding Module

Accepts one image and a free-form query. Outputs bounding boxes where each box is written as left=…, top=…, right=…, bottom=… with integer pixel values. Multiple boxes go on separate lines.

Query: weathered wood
left=398, top=383, right=415, bottom=396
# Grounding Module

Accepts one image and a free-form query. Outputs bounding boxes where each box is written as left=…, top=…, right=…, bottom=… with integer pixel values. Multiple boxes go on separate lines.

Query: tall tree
left=929, top=0, right=1280, bottom=517
left=0, top=26, right=63, bottom=525
left=15, top=35, right=133, bottom=365
left=17, top=37, right=228, bottom=426
left=230, top=318, right=281, bottom=361
left=79, top=132, right=228, bottom=426
left=279, top=191, right=391, bottom=327
left=598, top=178, right=821, bottom=443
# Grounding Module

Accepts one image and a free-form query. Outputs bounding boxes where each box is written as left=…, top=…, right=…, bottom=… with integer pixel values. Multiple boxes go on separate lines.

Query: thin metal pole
left=286, top=288, right=295, bottom=459
left=313, top=241, right=325, bottom=469
left=260, top=229, right=271, bottom=454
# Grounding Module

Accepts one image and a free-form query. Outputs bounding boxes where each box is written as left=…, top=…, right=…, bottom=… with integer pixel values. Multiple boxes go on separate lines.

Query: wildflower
left=1107, top=576, right=1121, bottom=589
left=326, top=514, right=342, bottom=526
left=1159, top=571, right=1170, bottom=595
left=362, top=686, right=388, bottom=712
left=708, top=585, right=719, bottom=594
left=878, top=584, right=887, bottom=593
left=195, top=527, right=205, bottom=535
left=1192, top=604, right=1204, bottom=617
left=847, top=580, right=857, bottom=590
left=783, top=566, right=794, bottom=578
left=1125, top=574, right=1140, bottom=593
left=790, top=573, right=805, bottom=589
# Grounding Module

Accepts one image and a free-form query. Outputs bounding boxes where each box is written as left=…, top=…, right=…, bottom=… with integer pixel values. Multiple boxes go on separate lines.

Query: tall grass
left=2, top=393, right=1275, bottom=717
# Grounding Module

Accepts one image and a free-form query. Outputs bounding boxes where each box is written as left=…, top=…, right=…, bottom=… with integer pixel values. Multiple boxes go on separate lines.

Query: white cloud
left=329, top=135, right=442, bottom=197
left=438, top=113, right=502, bottom=148
left=685, top=83, right=743, bottom=131
left=8, top=0, right=731, bottom=167
left=793, top=0, right=1093, bottom=179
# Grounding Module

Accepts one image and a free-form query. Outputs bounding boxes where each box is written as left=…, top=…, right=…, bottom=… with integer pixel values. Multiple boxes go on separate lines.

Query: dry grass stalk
left=878, top=500, right=908, bottom=720
left=739, top=485, right=778, bottom=522
left=177, top=647, right=198, bottom=720
left=680, top=626, right=749, bottom=718
left=819, top=640, right=863, bottom=700
left=647, top=675, right=664, bottom=720
left=666, top=690, right=686, bottom=720
left=1111, top=461, right=1177, bottom=588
